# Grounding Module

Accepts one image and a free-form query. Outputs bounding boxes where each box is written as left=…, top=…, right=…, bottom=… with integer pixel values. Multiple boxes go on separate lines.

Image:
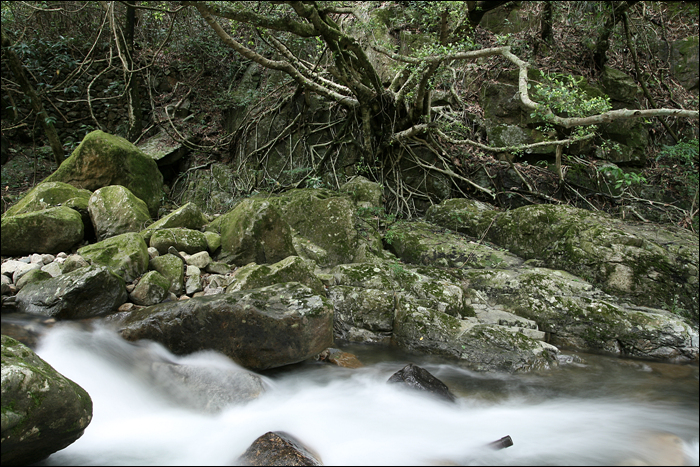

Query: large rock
left=393, top=297, right=559, bottom=372
left=1, top=335, right=92, bottom=465
left=217, top=198, right=296, bottom=266
left=43, top=130, right=164, bottom=217
left=428, top=201, right=699, bottom=325
left=1, top=206, right=84, bottom=256
left=226, top=256, right=325, bottom=295
left=129, top=270, right=170, bottom=306
left=150, top=228, right=209, bottom=255
left=149, top=253, right=184, bottom=295
left=15, top=265, right=127, bottom=319
left=78, top=232, right=149, bottom=282
left=269, top=189, right=366, bottom=267
left=140, top=202, right=208, bottom=244
left=88, top=185, right=152, bottom=241
left=463, top=267, right=699, bottom=362
left=327, top=286, right=395, bottom=343
left=238, top=431, right=322, bottom=466
left=385, top=220, right=523, bottom=269
left=2, top=181, right=92, bottom=226
left=116, top=282, right=334, bottom=370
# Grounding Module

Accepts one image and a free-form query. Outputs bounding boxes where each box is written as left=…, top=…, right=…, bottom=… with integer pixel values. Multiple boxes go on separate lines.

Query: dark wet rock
left=387, top=363, right=456, bottom=403
left=238, top=431, right=322, bottom=466
left=116, top=282, right=333, bottom=371
left=1, top=335, right=92, bottom=465
left=316, top=348, right=364, bottom=368
left=15, top=265, right=127, bottom=319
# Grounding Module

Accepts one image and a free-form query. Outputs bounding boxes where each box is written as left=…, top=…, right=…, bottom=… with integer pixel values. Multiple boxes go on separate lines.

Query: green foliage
left=656, top=139, right=699, bottom=219
left=532, top=73, right=611, bottom=119
left=598, top=165, right=647, bottom=190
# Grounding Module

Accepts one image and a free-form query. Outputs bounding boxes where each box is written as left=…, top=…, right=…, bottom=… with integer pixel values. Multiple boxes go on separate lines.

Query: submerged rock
left=387, top=363, right=456, bottom=403
left=1, top=335, right=92, bottom=465
left=238, top=431, right=322, bottom=466
left=116, top=282, right=333, bottom=370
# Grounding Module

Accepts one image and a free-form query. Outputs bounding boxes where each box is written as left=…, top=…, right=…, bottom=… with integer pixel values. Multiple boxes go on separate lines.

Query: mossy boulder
left=269, top=189, right=365, bottom=267
left=140, top=202, right=208, bottom=244
left=129, top=270, right=171, bottom=306
left=385, top=220, right=523, bottom=269
left=425, top=198, right=498, bottom=236
left=43, top=130, right=164, bottom=217
left=218, top=198, right=296, bottom=266
left=392, top=298, right=559, bottom=372
left=77, top=232, right=149, bottom=282
left=1, top=336, right=93, bottom=465
left=150, top=228, right=208, bottom=255
left=1, top=206, right=84, bottom=256
left=15, top=265, right=127, bottom=319
left=600, top=66, right=641, bottom=106
left=463, top=267, right=698, bottom=362
left=149, top=253, right=184, bottom=295
left=669, top=36, right=699, bottom=91
left=2, top=181, right=92, bottom=225
left=327, top=285, right=395, bottom=343
left=226, top=256, right=324, bottom=295
left=116, top=282, right=334, bottom=371
left=88, top=185, right=152, bottom=241
left=340, top=175, right=383, bottom=208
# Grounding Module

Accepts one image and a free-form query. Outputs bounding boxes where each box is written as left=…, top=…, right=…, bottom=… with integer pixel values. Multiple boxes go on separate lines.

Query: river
left=24, top=322, right=699, bottom=466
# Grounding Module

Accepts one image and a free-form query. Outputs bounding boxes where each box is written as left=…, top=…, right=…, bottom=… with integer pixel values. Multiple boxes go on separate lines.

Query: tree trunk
left=1, top=32, right=65, bottom=166
left=592, top=1, right=638, bottom=71
left=125, top=3, right=143, bottom=142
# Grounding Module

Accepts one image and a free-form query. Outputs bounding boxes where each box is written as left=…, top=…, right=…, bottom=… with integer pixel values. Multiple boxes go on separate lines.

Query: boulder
left=140, top=202, right=208, bottom=243
left=43, top=130, right=164, bottom=217
left=269, top=189, right=368, bottom=267
left=203, top=231, right=221, bottom=253
left=185, top=265, right=203, bottom=295
left=227, top=256, right=325, bottom=295
left=150, top=228, right=208, bottom=255
left=116, top=282, right=333, bottom=370
left=62, top=254, right=89, bottom=274
left=463, top=267, right=699, bottom=362
left=327, top=286, right=395, bottom=343
left=129, top=270, right=171, bottom=306
left=1, top=206, right=84, bottom=256
left=149, top=253, right=185, bottom=295
left=393, top=297, right=559, bottom=372
left=78, top=232, right=149, bottom=282
left=185, top=251, right=211, bottom=269
left=340, top=175, right=383, bottom=208
left=387, top=363, right=456, bottom=403
left=237, top=431, right=322, bottom=466
left=15, top=265, right=127, bottom=319
left=386, top=220, right=523, bottom=269
left=218, top=198, right=296, bottom=266
left=316, top=348, right=364, bottom=368
left=88, top=185, right=152, bottom=241
left=2, top=181, right=92, bottom=229
left=1, top=335, right=92, bottom=465
left=15, top=268, right=52, bottom=291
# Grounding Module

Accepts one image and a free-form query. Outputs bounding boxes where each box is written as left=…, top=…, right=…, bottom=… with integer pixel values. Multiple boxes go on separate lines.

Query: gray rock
left=88, top=185, right=152, bottom=241
left=129, top=270, right=171, bottom=306
left=15, top=268, right=52, bottom=292
left=186, top=251, right=211, bottom=269
left=226, top=256, right=324, bottom=295
left=149, top=253, right=184, bottom=295
left=116, top=282, right=333, bottom=371
left=387, top=363, right=456, bottom=403
left=238, top=431, right=322, bottom=466
left=1, top=335, right=92, bottom=465
left=150, top=228, right=208, bottom=255
left=1, top=206, right=84, bottom=256
left=15, top=265, right=127, bottom=319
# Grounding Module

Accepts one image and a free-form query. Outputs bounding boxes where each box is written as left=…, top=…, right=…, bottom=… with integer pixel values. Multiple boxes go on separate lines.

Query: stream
left=20, top=321, right=699, bottom=466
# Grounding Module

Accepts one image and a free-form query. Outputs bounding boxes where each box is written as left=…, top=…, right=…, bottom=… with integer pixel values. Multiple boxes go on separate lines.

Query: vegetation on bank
left=1, top=1, right=698, bottom=230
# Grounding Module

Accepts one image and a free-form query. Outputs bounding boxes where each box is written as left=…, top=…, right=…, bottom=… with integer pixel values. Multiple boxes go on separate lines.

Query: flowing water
left=22, top=322, right=699, bottom=466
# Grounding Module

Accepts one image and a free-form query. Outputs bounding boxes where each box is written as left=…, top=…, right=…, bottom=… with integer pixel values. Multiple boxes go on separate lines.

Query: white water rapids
left=32, top=324, right=698, bottom=466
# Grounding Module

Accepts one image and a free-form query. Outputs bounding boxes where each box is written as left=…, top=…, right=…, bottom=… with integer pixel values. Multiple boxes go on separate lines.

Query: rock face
left=43, top=130, right=164, bottom=217
left=217, top=198, right=296, bottom=266
left=387, top=363, right=456, bottom=403
left=88, top=185, right=152, bottom=241
left=1, top=206, right=84, bottom=256
left=238, top=431, right=322, bottom=466
left=116, top=282, right=334, bottom=370
left=15, top=265, right=127, bottom=319
left=1, top=335, right=93, bottom=465
left=427, top=201, right=700, bottom=326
